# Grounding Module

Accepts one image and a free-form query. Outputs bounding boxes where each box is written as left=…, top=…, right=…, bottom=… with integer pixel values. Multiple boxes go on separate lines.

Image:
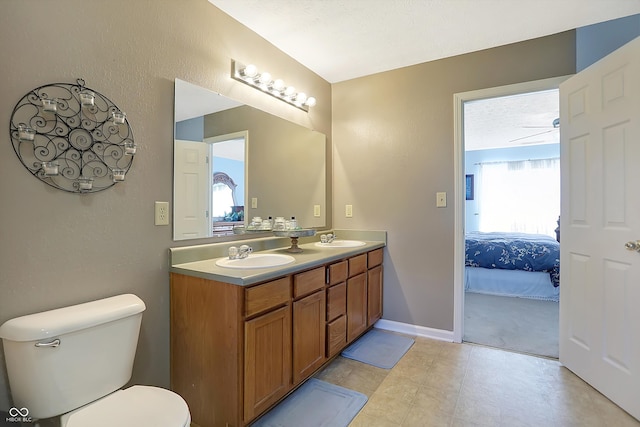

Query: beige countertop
left=169, top=230, right=386, bottom=286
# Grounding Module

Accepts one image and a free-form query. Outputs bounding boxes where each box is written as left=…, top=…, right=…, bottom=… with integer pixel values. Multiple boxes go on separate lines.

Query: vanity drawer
left=245, top=277, right=291, bottom=317
left=326, top=282, right=346, bottom=322
left=327, top=260, right=348, bottom=286
left=326, top=315, right=347, bottom=357
left=368, top=248, right=383, bottom=268
left=293, top=267, right=325, bottom=299
left=348, top=254, right=367, bottom=277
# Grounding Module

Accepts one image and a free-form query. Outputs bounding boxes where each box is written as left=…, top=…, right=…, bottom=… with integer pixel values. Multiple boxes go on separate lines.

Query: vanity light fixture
left=231, top=60, right=316, bottom=112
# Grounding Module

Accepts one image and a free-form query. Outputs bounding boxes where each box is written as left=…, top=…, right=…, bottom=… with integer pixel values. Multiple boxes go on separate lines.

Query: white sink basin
left=315, top=240, right=367, bottom=248
left=215, top=253, right=295, bottom=269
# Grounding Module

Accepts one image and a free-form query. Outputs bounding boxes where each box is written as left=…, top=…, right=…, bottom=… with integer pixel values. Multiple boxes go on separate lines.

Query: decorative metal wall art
left=9, top=79, right=136, bottom=193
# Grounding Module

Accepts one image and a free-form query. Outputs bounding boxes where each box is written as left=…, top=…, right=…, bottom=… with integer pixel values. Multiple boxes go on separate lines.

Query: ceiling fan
left=510, top=117, right=560, bottom=143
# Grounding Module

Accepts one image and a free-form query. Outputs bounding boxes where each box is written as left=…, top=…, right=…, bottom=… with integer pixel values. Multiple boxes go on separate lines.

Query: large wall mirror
left=173, top=79, right=327, bottom=241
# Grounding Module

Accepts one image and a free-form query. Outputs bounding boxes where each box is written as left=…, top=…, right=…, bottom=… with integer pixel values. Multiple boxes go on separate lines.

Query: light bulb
left=305, top=97, right=317, bottom=107
left=284, top=86, right=296, bottom=97
left=242, top=64, right=258, bottom=78
left=296, top=92, right=307, bottom=104
left=258, top=72, right=271, bottom=84
left=272, top=79, right=285, bottom=92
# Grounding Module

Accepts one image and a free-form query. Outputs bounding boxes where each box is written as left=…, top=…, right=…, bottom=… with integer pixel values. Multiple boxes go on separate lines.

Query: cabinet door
left=244, top=305, right=292, bottom=423
left=367, top=265, right=383, bottom=326
left=292, top=290, right=326, bottom=384
left=346, top=272, right=367, bottom=342
left=327, top=315, right=347, bottom=357
left=326, top=282, right=346, bottom=322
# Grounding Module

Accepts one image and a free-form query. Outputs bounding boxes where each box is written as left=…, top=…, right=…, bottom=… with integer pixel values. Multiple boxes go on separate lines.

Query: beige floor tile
left=451, top=416, right=496, bottom=427
left=376, top=373, right=421, bottom=401
left=402, top=405, right=453, bottom=427
left=349, top=411, right=400, bottom=427
left=412, top=384, right=459, bottom=415
left=590, top=391, right=640, bottom=427
left=453, top=393, right=502, bottom=426
left=315, top=334, right=639, bottom=427
left=359, top=392, right=413, bottom=425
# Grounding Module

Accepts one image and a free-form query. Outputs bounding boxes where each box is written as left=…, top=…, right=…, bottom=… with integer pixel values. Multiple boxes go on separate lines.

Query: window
left=477, top=158, right=560, bottom=236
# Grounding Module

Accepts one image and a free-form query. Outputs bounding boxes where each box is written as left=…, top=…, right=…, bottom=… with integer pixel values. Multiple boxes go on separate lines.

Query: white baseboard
left=374, top=319, right=454, bottom=342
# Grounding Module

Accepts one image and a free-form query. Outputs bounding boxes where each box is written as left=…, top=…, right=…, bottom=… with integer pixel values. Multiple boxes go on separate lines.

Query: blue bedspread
left=465, top=232, right=560, bottom=287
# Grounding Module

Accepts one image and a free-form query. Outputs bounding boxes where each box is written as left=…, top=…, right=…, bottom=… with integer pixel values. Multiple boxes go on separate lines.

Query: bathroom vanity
left=169, top=233, right=385, bottom=427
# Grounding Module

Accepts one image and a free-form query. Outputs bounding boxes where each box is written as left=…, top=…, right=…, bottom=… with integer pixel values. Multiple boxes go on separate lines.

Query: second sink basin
left=315, top=240, right=367, bottom=248
left=215, top=253, right=295, bottom=269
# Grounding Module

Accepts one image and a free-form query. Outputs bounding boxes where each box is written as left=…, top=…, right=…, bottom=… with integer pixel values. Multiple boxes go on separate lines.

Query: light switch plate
left=314, top=205, right=321, bottom=217
left=436, top=192, right=447, bottom=208
left=345, top=204, right=353, bottom=217
left=251, top=197, right=258, bottom=209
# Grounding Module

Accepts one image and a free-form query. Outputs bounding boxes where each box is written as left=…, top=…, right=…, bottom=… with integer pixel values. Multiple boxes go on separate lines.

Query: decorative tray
left=272, top=229, right=317, bottom=238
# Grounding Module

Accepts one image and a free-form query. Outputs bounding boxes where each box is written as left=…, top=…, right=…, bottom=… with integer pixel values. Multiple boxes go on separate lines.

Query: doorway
left=452, top=76, right=571, bottom=357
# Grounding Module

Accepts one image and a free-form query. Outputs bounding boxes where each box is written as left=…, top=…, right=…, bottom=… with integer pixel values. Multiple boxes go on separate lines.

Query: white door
left=560, top=36, right=640, bottom=420
left=174, top=139, right=209, bottom=239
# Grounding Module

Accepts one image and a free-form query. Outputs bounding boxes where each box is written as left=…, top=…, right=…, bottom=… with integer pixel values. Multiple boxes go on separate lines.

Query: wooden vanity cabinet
left=170, top=247, right=384, bottom=427
left=292, top=267, right=326, bottom=384
left=243, top=277, right=292, bottom=422
left=346, top=254, right=368, bottom=342
left=367, top=248, right=384, bottom=326
left=326, top=261, right=348, bottom=357
left=346, top=272, right=368, bottom=342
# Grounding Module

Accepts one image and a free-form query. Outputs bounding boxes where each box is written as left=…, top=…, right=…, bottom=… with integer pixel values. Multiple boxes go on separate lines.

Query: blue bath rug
left=252, top=378, right=367, bottom=427
left=341, top=329, right=414, bottom=369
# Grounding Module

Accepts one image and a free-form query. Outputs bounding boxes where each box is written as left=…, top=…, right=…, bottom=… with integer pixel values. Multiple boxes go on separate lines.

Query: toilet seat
left=62, top=385, right=191, bottom=427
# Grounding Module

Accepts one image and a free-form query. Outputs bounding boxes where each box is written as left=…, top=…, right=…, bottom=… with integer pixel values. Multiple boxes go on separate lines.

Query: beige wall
left=0, top=0, right=577, bottom=413
left=0, top=0, right=331, bottom=410
left=332, top=31, right=575, bottom=331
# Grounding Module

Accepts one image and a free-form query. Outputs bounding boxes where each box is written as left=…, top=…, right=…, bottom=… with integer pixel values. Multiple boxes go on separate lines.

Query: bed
left=465, top=231, right=560, bottom=302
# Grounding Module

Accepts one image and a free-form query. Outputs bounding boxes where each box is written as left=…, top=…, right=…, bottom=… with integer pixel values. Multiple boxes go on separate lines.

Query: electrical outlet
left=345, top=204, right=353, bottom=217
left=314, top=205, right=321, bottom=217
left=155, top=201, right=170, bottom=225
left=436, top=192, right=447, bottom=208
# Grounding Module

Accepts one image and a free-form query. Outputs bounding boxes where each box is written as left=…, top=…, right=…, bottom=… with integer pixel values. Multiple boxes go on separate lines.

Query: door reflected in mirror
left=173, top=79, right=327, bottom=241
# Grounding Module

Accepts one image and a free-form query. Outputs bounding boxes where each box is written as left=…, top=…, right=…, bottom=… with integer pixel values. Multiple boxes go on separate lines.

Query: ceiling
left=464, top=89, right=559, bottom=151
left=203, top=1, right=639, bottom=150
left=208, top=0, right=640, bottom=83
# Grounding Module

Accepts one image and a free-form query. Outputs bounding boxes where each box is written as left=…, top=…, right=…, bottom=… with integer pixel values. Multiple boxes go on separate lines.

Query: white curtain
left=477, top=158, right=560, bottom=237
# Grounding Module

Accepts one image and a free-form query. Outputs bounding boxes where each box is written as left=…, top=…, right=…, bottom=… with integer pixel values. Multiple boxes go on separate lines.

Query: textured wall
left=0, top=0, right=331, bottom=411
left=332, top=32, right=576, bottom=331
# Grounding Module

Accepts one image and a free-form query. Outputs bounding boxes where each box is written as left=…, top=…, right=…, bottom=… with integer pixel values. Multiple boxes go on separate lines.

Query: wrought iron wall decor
left=9, top=79, right=136, bottom=193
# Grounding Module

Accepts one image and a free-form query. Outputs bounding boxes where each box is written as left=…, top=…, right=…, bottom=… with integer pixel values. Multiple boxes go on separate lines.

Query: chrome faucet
left=238, top=244, right=253, bottom=259
left=228, top=245, right=253, bottom=259
left=321, top=233, right=337, bottom=244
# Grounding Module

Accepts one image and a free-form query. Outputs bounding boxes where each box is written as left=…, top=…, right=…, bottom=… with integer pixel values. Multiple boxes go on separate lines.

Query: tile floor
left=314, top=335, right=639, bottom=427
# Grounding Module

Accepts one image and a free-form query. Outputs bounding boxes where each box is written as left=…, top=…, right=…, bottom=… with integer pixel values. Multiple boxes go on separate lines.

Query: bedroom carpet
left=463, top=292, right=559, bottom=358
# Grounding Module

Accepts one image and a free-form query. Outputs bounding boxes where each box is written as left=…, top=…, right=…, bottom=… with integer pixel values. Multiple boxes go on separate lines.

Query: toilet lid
left=64, top=385, right=190, bottom=427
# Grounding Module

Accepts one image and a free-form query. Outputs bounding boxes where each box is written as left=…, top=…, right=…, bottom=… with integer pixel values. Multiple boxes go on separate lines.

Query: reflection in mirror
left=173, top=79, right=326, bottom=241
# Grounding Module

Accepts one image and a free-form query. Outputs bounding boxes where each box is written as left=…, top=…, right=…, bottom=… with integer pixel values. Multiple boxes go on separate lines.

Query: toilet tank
left=0, top=294, right=146, bottom=420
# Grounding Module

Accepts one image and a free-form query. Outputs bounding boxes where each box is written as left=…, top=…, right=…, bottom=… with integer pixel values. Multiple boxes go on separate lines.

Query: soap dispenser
left=290, top=216, right=298, bottom=229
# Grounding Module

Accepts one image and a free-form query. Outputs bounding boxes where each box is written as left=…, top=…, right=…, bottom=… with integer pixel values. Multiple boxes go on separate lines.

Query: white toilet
left=0, top=294, right=191, bottom=427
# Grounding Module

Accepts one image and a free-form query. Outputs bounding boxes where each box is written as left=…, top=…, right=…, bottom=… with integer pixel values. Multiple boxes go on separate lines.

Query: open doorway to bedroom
left=460, top=84, right=562, bottom=358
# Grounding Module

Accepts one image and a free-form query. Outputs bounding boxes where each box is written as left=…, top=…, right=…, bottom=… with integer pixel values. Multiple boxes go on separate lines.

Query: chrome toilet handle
left=35, top=338, right=60, bottom=348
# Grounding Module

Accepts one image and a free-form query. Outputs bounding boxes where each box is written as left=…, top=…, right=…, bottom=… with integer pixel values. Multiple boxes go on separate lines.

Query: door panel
left=174, top=139, right=209, bottom=238
left=560, top=35, right=640, bottom=420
